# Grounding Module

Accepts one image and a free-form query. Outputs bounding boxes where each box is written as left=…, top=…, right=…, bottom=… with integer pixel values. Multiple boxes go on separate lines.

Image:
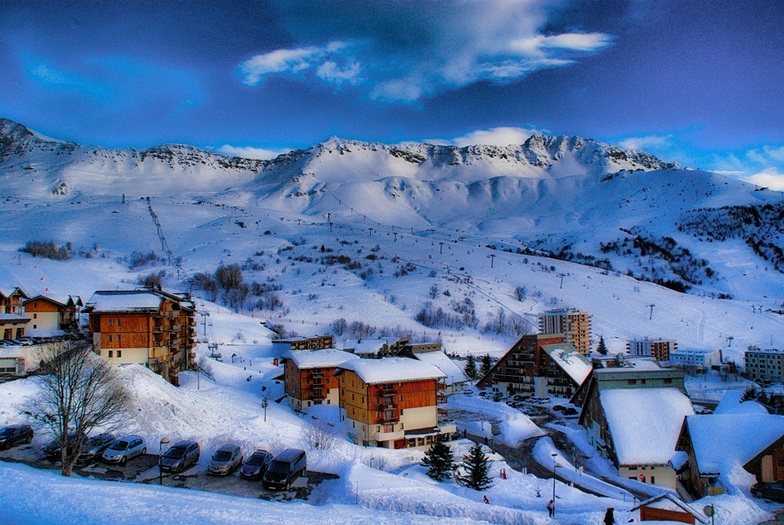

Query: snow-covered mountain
left=1, top=118, right=783, bottom=361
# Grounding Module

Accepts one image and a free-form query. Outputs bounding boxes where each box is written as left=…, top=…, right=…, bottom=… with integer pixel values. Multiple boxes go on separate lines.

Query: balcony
left=380, top=384, right=397, bottom=395
left=374, top=429, right=404, bottom=442
left=380, top=410, right=399, bottom=423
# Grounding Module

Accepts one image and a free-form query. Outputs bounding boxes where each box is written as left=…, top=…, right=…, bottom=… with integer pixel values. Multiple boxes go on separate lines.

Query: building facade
left=744, top=346, right=784, bottom=383
left=669, top=348, right=722, bottom=370
left=83, top=289, right=196, bottom=385
left=538, top=308, right=592, bottom=354
left=627, top=338, right=677, bottom=361
left=0, top=287, right=28, bottom=315
left=283, top=349, right=359, bottom=410
left=23, top=294, right=82, bottom=333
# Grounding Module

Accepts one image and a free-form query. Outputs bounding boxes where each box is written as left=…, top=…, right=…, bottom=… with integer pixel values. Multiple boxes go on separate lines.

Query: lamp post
left=159, top=437, right=170, bottom=485
left=551, top=453, right=559, bottom=517
left=261, top=394, right=270, bottom=422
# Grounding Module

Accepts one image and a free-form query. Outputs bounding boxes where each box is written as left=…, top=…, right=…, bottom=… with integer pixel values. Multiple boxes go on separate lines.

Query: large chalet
left=283, top=348, right=359, bottom=410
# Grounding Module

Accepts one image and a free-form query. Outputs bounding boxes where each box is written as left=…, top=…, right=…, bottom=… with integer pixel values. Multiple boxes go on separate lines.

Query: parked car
left=207, top=444, right=243, bottom=476
left=101, top=436, right=146, bottom=464
left=240, top=449, right=273, bottom=480
left=160, top=440, right=200, bottom=473
left=77, top=433, right=116, bottom=464
left=0, top=424, right=34, bottom=450
left=752, top=481, right=784, bottom=502
left=563, top=407, right=579, bottom=417
left=263, top=448, right=307, bottom=490
left=44, top=432, right=82, bottom=461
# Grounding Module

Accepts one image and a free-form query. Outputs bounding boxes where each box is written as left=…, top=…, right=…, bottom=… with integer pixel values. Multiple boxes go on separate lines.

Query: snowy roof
left=24, top=294, right=72, bottom=307
left=85, top=290, right=163, bottom=313
left=685, top=414, right=784, bottom=476
left=601, top=387, right=694, bottom=465
left=412, top=350, right=468, bottom=386
left=714, top=389, right=769, bottom=415
left=631, top=494, right=708, bottom=524
left=541, top=344, right=591, bottom=385
left=282, top=349, right=359, bottom=369
left=342, top=339, right=391, bottom=355
left=0, top=287, right=26, bottom=299
left=0, top=314, right=30, bottom=323
left=336, top=357, right=446, bottom=385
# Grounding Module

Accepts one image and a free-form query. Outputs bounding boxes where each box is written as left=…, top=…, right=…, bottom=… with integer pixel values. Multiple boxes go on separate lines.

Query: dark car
left=263, top=448, right=307, bottom=490
left=0, top=424, right=34, bottom=450
left=563, top=407, right=579, bottom=417
left=44, top=432, right=82, bottom=461
left=240, top=449, right=273, bottom=480
left=752, top=481, right=784, bottom=502
left=77, top=433, right=116, bottom=464
left=160, top=440, right=201, bottom=473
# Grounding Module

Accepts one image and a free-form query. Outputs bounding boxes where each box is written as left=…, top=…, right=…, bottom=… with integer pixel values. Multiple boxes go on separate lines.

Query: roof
left=412, top=350, right=468, bottom=386
left=601, top=387, right=694, bottom=465
left=685, top=414, right=784, bottom=476
left=714, top=389, right=768, bottom=415
left=85, top=291, right=163, bottom=313
left=23, top=294, right=74, bottom=308
left=630, top=494, right=708, bottom=524
left=541, top=343, right=591, bottom=385
left=0, top=287, right=27, bottom=300
left=0, top=314, right=30, bottom=324
left=342, top=339, right=390, bottom=355
left=336, top=357, right=446, bottom=385
left=282, top=349, right=359, bottom=369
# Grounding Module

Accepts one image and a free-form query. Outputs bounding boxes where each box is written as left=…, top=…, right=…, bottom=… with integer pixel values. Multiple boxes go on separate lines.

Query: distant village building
left=668, top=348, right=722, bottom=371
left=630, top=494, right=708, bottom=525
left=23, top=294, right=83, bottom=333
left=0, top=287, right=29, bottom=340
left=272, top=335, right=334, bottom=353
left=283, top=348, right=358, bottom=410
left=0, top=287, right=28, bottom=315
left=335, top=357, right=456, bottom=448
left=578, top=358, right=692, bottom=489
left=477, top=334, right=592, bottom=399
left=538, top=308, right=592, bottom=355
left=744, top=346, right=784, bottom=383
left=342, top=337, right=408, bottom=358
left=83, top=289, right=196, bottom=385
left=627, top=337, right=677, bottom=361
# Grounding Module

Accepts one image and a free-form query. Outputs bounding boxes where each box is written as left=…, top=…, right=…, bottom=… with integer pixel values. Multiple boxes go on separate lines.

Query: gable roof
left=335, top=357, right=446, bottom=385
left=412, top=350, right=468, bottom=386
left=630, top=494, right=708, bottom=524
left=84, top=289, right=193, bottom=314
left=601, top=387, right=694, bottom=465
left=541, top=343, right=592, bottom=386
left=683, top=414, right=784, bottom=477
left=282, top=348, right=359, bottom=369
left=0, top=287, right=28, bottom=300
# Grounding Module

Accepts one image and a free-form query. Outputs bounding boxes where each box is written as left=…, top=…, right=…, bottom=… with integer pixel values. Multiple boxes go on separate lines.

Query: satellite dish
left=703, top=505, right=715, bottom=516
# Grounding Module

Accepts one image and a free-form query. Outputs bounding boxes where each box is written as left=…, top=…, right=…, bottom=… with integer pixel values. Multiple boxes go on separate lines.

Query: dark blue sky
left=1, top=0, right=782, bottom=184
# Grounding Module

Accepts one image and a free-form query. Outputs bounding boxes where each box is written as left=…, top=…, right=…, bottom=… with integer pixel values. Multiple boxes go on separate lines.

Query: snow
left=336, top=357, right=446, bottom=384
left=714, top=390, right=769, bottom=415
left=600, top=388, right=694, bottom=465
left=282, top=348, right=359, bottom=369
left=540, top=344, right=591, bottom=386
left=412, top=351, right=468, bottom=386
left=85, top=290, right=163, bottom=312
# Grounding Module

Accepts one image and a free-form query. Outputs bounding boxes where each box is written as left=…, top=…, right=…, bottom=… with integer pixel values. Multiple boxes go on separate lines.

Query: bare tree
left=302, top=419, right=339, bottom=451
left=23, top=342, right=129, bottom=476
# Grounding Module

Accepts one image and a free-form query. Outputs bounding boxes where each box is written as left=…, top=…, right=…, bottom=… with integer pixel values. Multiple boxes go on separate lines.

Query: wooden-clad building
left=83, top=289, right=196, bottom=385
left=23, top=294, right=82, bottom=333
left=283, top=348, right=359, bottom=410
left=335, top=357, right=456, bottom=449
left=0, top=287, right=28, bottom=315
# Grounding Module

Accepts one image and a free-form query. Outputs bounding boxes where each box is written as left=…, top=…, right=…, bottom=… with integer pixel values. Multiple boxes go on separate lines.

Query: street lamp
left=159, top=437, right=170, bottom=485
left=261, top=393, right=270, bottom=422
left=551, top=453, right=560, bottom=517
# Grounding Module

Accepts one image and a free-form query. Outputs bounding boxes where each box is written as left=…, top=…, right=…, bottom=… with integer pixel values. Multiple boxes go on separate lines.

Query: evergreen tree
left=422, top=436, right=455, bottom=481
left=457, top=442, right=493, bottom=490
left=597, top=336, right=608, bottom=356
left=479, top=354, right=492, bottom=378
left=464, top=354, right=477, bottom=380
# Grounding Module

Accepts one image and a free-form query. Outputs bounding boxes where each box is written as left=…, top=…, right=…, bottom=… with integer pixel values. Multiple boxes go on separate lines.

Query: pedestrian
left=603, top=507, right=615, bottom=525
left=483, top=495, right=489, bottom=504
left=547, top=499, right=554, bottom=517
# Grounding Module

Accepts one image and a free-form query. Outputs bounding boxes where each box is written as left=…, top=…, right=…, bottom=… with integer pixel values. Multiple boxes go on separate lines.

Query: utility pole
left=439, top=242, right=444, bottom=255
left=489, top=254, right=495, bottom=268
left=646, top=304, right=655, bottom=320
left=558, top=274, right=565, bottom=289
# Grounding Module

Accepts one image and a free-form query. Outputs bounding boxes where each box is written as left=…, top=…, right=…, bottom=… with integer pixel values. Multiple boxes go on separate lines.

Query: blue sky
left=1, top=0, right=783, bottom=186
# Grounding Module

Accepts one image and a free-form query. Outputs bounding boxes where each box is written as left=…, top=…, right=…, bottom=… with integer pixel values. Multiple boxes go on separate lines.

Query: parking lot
left=0, top=444, right=338, bottom=502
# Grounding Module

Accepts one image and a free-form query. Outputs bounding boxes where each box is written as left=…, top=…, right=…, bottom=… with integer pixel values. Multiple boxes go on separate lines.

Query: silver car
left=101, top=435, right=146, bottom=465
left=207, top=444, right=243, bottom=476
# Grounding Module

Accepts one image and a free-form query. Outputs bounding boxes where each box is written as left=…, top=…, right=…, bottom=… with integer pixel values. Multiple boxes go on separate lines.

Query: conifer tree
left=457, top=442, right=493, bottom=490
left=464, top=354, right=477, bottom=380
left=597, top=336, right=608, bottom=356
left=422, top=436, right=455, bottom=481
left=479, top=354, right=492, bottom=378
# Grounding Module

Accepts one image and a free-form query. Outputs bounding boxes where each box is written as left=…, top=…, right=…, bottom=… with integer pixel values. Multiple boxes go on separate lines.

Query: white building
left=627, top=337, right=677, bottom=361
left=745, top=346, right=784, bottom=383
left=669, top=348, right=722, bottom=369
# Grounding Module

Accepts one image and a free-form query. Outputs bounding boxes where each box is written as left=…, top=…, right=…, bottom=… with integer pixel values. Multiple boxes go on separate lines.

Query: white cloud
left=618, top=134, right=673, bottom=151
left=744, top=168, right=784, bottom=191
left=217, top=145, right=290, bottom=160
left=241, top=1, right=615, bottom=103
left=423, top=126, right=542, bottom=147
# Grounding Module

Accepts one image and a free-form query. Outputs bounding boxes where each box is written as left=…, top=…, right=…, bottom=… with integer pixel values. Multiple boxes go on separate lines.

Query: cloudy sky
left=1, top=0, right=782, bottom=185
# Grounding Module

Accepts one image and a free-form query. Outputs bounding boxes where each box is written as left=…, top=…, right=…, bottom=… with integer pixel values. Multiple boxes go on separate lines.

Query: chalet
left=578, top=359, right=693, bottom=489
left=627, top=337, right=677, bottom=361
left=538, top=308, right=592, bottom=355
left=676, top=414, right=784, bottom=498
left=0, top=313, right=29, bottom=341
left=23, top=294, right=83, bottom=333
left=630, top=494, right=708, bottom=524
left=0, top=287, right=28, bottom=315
left=401, top=348, right=468, bottom=397
left=272, top=335, right=334, bottom=353
left=83, top=289, right=196, bottom=385
left=477, top=334, right=591, bottom=399
left=283, top=348, right=359, bottom=410
left=335, top=357, right=456, bottom=448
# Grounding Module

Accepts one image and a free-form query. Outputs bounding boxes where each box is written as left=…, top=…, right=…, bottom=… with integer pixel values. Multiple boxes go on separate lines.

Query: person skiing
left=483, top=495, right=489, bottom=504
left=547, top=499, right=554, bottom=517
left=604, top=507, right=615, bottom=525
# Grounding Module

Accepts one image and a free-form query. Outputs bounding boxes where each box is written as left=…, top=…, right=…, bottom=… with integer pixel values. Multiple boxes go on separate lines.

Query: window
left=117, top=335, right=122, bottom=343
left=108, top=335, right=113, bottom=342
left=33, top=313, right=37, bottom=319
left=108, top=319, right=113, bottom=327
left=117, top=319, right=121, bottom=326
left=108, top=350, right=114, bottom=358
left=117, top=350, right=122, bottom=358
left=627, top=379, right=637, bottom=385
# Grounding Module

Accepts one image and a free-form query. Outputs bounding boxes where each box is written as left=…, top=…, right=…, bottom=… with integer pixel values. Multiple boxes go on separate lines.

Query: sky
left=0, top=0, right=783, bottom=186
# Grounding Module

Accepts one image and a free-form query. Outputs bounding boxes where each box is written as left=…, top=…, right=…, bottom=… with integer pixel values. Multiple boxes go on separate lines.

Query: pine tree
left=422, top=436, right=455, bottom=481
left=597, top=336, right=608, bottom=356
left=464, top=354, right=477, bottom=380
left=457, top=442, right=493, bottom=490
left=479, top=354, right=492, bottom=378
